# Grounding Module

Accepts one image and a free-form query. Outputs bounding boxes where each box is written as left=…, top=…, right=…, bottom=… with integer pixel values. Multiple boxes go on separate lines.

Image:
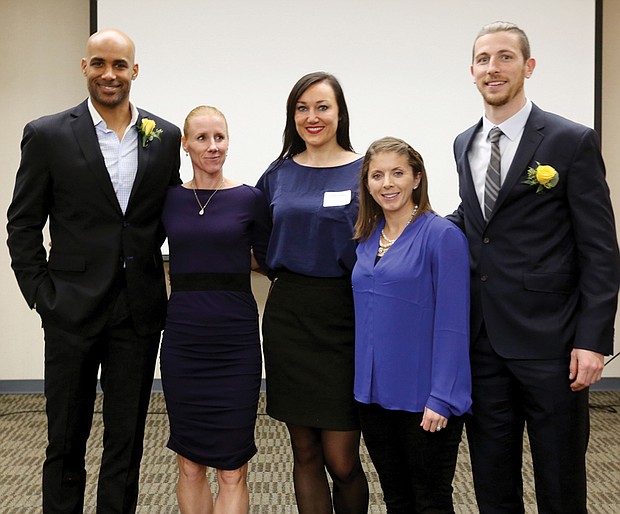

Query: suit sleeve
left=567, top=128, right=620, bottom=354
left=169, top=126, right=182, bottom=186
left=154, top=123, right=182, bottom=247
left=6, top=122, right=52, bottom=308
left=445, top=203, right=465, bottom=231
left=445, top=139, right=466, bottom=230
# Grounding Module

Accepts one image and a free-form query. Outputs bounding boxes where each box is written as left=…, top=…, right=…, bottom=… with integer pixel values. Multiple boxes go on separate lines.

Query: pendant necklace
left=378, top=206, right=418, bottom=257
left=192, top=178, right=224, bottom=215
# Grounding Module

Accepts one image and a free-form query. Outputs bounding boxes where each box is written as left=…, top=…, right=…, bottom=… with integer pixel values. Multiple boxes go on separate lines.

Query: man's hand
left=569, top=348, right=604, bottom=392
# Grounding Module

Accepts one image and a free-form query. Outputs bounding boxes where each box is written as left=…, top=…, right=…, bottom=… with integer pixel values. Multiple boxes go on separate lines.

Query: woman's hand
left=420, top=406, right=447, bottom=433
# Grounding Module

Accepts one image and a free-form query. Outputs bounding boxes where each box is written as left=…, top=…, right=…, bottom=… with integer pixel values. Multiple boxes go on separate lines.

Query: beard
left=88, top=81, right=130, bottom=108
left=478, top=80, right=524, bottom=108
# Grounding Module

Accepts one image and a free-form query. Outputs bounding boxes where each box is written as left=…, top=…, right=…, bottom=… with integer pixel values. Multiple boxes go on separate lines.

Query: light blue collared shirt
left=468, top=99, right=532, bottom=216
left=87, top=98, right=139, bottom=214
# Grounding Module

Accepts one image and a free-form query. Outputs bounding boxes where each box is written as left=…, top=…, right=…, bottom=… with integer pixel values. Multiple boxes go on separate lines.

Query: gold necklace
left=192, top=178, right=224, bottom=216
left=378, top=206, right=418, bottom=256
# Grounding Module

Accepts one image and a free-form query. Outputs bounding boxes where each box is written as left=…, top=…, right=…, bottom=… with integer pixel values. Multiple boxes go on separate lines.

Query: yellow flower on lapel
left=137, top=118, right=163, bottom=148
left=523, top=162, right=559, bottom=194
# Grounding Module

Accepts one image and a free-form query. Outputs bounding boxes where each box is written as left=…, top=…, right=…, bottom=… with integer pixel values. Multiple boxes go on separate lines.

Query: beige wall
left=1, top=1, right=619, bottom=382
left=1, top=0, right=89, bottom=380
left=601, top=0, right=620, bottom=376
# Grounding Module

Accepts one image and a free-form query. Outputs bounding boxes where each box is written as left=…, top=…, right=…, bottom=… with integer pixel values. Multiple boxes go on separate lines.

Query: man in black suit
left=448, top=21, right=619, bottom=513
left=6, top=29, right=181, bottom=513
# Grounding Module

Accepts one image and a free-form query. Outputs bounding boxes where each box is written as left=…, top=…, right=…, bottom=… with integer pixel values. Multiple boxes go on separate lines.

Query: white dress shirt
left=467, top=99, right=532, bottom=217
left=87, top=98, right=139, bottom=214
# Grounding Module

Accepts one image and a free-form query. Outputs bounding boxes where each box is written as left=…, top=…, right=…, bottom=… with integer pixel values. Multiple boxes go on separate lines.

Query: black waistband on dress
left=170, top=272, right=251, bottom=292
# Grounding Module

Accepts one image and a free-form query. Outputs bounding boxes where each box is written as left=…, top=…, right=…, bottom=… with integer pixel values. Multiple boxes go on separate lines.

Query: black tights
left=287, top=423, right=369, bottom=514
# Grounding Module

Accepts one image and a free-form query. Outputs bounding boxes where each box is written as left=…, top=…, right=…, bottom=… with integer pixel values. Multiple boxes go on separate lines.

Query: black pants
left=42, top=291, right=160, bottom=514
left=358, top=402, right=464, bottom=514
left=467, top=333, right=589, bottom=514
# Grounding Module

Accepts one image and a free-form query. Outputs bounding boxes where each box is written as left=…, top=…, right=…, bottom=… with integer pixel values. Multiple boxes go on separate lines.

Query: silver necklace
left=192, top=178, right=224, bottom=215
left=378, top=206, right=418, bottom=256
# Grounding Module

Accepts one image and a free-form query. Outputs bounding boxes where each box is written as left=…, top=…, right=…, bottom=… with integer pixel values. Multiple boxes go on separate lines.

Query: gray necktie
left=484, top=127, right=503, bottom=220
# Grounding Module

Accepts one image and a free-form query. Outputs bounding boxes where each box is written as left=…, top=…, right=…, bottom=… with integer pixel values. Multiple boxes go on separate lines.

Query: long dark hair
left=276, top=71, right=354, bottom=162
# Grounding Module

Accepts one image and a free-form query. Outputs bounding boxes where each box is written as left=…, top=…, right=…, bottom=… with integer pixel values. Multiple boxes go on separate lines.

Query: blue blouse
left=256, top=158, right=361, bottom=277
left=352, top=212, right=472, bottom=418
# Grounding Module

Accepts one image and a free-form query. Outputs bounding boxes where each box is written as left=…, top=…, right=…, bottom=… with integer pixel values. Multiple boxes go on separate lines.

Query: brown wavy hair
left=354, top=136, right=433, bottom=241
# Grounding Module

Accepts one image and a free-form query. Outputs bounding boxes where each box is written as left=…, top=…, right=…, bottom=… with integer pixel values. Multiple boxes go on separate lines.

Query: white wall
left=2, top=0, right=619, bottom=383
left=99, top=0, right=596, bottom=219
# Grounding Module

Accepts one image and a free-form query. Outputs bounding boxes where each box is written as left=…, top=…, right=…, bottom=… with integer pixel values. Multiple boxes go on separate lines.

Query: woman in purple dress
left=160, top=105, right=271, bottom=514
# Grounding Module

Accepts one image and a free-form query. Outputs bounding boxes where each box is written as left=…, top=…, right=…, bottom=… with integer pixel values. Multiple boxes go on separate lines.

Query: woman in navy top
left=352, top=137, right=472, bottom=514
left=256, top=72, right=369, bottom=514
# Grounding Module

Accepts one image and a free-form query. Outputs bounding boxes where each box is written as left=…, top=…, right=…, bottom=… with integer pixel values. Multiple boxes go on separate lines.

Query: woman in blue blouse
left=256, top=72, right=368, bottom=514
left=352, top=137, right=472, bottom=514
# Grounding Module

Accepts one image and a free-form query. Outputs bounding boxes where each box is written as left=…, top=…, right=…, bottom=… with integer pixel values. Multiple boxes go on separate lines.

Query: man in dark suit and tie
left=6, top=29, right=181, bottom=513
left=448, top=21, right=619, bottom=514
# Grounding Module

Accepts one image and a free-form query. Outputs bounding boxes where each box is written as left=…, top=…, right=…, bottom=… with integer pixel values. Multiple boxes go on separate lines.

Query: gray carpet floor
left=1, top=392, right=619, bottom=513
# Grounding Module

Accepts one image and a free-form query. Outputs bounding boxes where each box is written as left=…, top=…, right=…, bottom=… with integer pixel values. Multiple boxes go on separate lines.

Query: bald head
left=81, top=28, right=139, bottom=113
left=86, top=29, right=136, bottom=64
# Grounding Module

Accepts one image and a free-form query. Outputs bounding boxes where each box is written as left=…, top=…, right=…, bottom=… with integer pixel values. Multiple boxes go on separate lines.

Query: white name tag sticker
left=323, top=190, right=352, bottom=207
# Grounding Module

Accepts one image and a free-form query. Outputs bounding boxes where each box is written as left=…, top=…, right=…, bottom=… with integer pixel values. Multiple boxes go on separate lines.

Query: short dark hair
left=276, top=71, right=354, bottom=161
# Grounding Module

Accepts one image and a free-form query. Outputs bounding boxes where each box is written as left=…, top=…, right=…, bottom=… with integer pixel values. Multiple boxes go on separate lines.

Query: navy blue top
left=162, top=184, right=271, bottom=334
left=352, top=212, right=472, bottom=418
left=256, top=158, right=362, bottom=277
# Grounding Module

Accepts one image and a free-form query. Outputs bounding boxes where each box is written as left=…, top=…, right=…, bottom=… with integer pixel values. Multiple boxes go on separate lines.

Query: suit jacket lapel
left=129, top=111, right=151, bottom=208
left=491, top=104, right=545, bottom=217
left=70, top=101, right=122, bottom=214
left=458, top=121, right=487, bottom=228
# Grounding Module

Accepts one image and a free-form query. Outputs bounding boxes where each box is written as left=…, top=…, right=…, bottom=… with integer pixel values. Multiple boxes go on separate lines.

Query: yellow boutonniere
left=137, top=118, right=163, bottom=148
left=523, top=162, right=559, bottom=194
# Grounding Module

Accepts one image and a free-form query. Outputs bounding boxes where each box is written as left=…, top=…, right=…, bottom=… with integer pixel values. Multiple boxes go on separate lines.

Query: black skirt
left=262, top=271, right=359, bottom=430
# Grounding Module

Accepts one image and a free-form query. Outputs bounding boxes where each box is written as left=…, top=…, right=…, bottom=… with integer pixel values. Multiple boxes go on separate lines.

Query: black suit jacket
left=449, top=103, right=619, bottom=359
left=7, top=99, right=182, bottom=336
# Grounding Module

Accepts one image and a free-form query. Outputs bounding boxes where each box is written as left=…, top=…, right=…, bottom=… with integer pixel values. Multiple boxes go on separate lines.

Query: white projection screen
left=98, top=0, right=595, bottom=220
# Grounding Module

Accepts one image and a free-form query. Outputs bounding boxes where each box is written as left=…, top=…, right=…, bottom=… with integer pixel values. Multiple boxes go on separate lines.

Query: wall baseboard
left=0, top=378, right=268, bottom=394
left=0, top=378, right=616, bottom=394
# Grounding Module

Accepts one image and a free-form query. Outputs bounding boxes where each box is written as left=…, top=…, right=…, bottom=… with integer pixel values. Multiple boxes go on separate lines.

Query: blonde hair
left=354, top=136, right=433, bottom=241
left=473, top=21, right=531, bottom=62
left=183, top=105, right=228, bottom=137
